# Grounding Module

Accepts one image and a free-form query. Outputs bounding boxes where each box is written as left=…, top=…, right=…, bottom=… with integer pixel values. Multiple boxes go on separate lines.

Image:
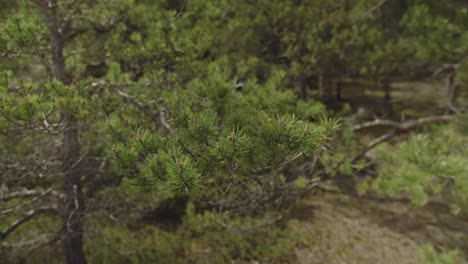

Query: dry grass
left=287, top=183, right=468, bottom=264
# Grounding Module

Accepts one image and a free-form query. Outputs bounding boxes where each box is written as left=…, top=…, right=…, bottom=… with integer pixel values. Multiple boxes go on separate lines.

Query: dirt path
left=288, top=183, right=468, bottom=264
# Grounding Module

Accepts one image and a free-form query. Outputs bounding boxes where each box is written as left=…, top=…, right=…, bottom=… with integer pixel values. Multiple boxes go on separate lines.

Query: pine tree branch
left=433, top=54, right=468, bottom=78
left=0, top=189, right=56, bottom=216
left=162, top=27, right=185, bottom=56
left=352, top=0, right=389, bottom=22
left=352, top=115, right=453, bottom=131
left=0, top=188, right=65, bottom=202
left=255, top=152, right=304, bottom=174
left=229, top=178, right=321, bottom=234
left=116, top=90, right=174, bottom=135
left=109, top=87, right=174, bottom=135
left=351, top=130, right=396, bottom=163
left=0, top=206, right=59, bottom=240
left=2, top=232, right=61, bottom=252
left=344, top=115, right=454, bottom=165
left=363, top=0, right=388, bottom=16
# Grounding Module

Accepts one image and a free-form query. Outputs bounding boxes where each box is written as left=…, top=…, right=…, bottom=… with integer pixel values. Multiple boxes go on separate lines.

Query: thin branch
left=362, top=0, right=388, bottom=17
left=433, top=54, right=468, bottom=78
left=445, top=72, right=461, bottom=113
left=239, top=210, right=290, bottom=234
left=162, top=27, right=185, bottom=56
left=2, top=232, right=61, bottom=252
left=1, top=189, right=54, bottom=215
left=232, top=177, right=321, bottom=234
left=344, top=115, right=454, bottom=165
left=352, top=119, right=400, bottom=131
left=113, top=89, right=174, bottom=135
left=352, top=0, right=388, bottom=22
left=351, top=130, right=396, bottom=163
left=0, top=206, right=59, bottom=240
left=255, top=152, right=304, bottom=174
left=0, top=188, right=65, bottom=202
left=432, top=55, right=468, bottom=113
left=352, top=115, right=453, bottom=131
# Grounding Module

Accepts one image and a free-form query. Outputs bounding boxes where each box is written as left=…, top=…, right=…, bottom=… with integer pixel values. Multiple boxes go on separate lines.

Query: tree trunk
left=336, top=81, right=342, bottom=101
left=297, top=75, right=307, bottom=100
left=61, top=119, right=86, bottom=264
left=446, top=72, right=459, bottom=113
left=383, top=80, right=392, bottom=117
left=318, top=72, right=328, bottom=100
left=41, top=1, right=87, bottom=263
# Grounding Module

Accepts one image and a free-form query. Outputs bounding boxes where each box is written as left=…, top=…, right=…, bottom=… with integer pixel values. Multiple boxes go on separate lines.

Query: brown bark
left=446, top=72, right=460, bottom=113
left=336, top=81, right=342, bottom=101
left=383, top=80, right=392, bottom=116
left=350, top=115, right=453, bottom=163
left=40, top=0, right=87, bottom=263
left=61, top=120, right=86, bottom=264
left=318, top=72, right=328, bottom=100
left=297, top=75, right=307, bottom=100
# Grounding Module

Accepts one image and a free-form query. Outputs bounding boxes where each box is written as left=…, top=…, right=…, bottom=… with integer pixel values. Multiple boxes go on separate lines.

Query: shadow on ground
left=288, top=183, right=468, bottom=264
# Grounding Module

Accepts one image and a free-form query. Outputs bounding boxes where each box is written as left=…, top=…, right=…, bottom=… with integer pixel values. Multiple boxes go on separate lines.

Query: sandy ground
left=287, top=183, right=468, bottom=264
left=283, top=81, right=467, bottom=264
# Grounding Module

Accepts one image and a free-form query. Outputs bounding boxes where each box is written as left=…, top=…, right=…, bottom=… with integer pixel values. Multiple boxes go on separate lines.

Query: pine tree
left=1, top=0, right=467, bottom=262
left=0, top=1, right=130, bottom=262
left=0, top=1, right=334, bottom=262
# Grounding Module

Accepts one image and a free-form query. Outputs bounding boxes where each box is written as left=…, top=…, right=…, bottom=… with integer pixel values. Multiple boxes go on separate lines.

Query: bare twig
left=351, top=130, right=396, bottom=163
left=2, top=234, right=60, bottom=252
left=0, top=188, right=65, bottom=202
left=352, top=0, right=388, bottom=22
left=229, top=177, right=321, bottom=234
left=255, top=152, right=304, bottom=174
left=433, top=55, right=468, bottom=113
left=1, top=189, right=55, bottom=215
left=92, top=80, right=174, bottom=135
left=352, top=115, right=453, bottom=131
left=346, top=115, right=454, bottom=165
left=446, top=73, right=461, bottom=113
left=113, top=89, right=174, bottom=135
left=0, top=206, right=59, bottom=240
left=162, top=27, right=185, bottom=56
left=433, top=55, right=468, bottom=78
left=362, top=0, right=388, bottom=17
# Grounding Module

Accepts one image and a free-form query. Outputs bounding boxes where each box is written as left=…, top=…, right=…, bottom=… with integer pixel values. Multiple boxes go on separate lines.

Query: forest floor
left=287, top=181, right=468, bottom=264
left=286, top=81, right=467, bottom=264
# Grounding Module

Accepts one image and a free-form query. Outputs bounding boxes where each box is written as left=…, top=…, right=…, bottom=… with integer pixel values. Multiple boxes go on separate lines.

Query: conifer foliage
left=0, top=0, right=467, bottom=263
left=108, top=68, right=336, bottom=215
